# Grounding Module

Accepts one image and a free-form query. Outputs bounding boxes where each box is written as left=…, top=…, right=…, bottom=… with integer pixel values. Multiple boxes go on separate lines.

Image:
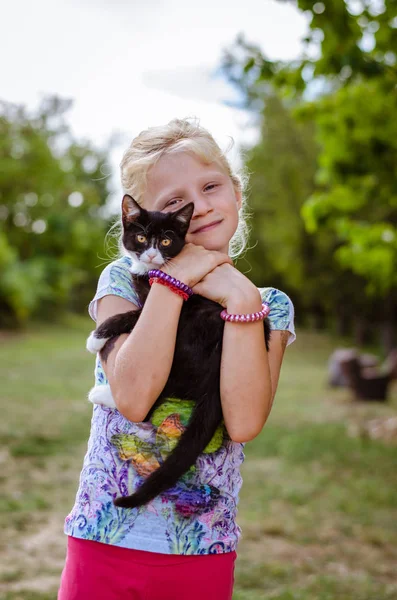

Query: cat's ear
left=172, top=202, right=194, bottom=231
left=122, top=194, right=142, bottom=222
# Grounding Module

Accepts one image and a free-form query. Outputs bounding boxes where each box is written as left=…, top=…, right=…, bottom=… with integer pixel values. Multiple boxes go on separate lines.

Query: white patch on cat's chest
left=129, top=258, right=149, bottom=275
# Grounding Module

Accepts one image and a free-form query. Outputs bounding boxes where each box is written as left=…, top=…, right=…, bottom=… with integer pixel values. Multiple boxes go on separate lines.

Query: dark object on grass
left=382, top=349, right=397, bottom=381
left=328, top=349, right=379, bottom=387
left=337, top=348, right=397, bottom=402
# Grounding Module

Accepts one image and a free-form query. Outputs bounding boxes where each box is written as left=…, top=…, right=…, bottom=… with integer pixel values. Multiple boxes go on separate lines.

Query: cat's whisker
left=164, top=257, right=177, bottom=268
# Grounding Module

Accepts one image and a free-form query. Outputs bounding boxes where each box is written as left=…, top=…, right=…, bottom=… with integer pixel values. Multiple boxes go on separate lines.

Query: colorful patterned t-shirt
left=64, top=255, right=296, bottom=555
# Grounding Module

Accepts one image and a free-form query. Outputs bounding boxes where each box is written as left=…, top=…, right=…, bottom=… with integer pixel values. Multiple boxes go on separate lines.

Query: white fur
left=128, top=254, right=150, bottom=275
left=87, top=384, right=116, bottom=408
left=86, top=331, right=108, bottom=353
left=128, top=249, right=165, bottom=276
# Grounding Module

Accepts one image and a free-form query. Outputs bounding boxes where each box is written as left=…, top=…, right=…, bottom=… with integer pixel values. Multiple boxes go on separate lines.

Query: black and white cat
left=86, top=194, right=271, bottom=509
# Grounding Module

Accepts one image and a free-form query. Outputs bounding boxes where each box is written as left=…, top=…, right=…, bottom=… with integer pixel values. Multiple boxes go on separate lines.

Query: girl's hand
left=162, top=243, right=233, bottom=288
left=192, top=263, right=261, bottom=309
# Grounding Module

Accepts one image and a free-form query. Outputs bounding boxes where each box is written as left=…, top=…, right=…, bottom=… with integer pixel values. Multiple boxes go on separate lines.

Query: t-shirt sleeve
left=259, top=287, right=296, bottom=346
left=88, top=260, right=141, bottom=323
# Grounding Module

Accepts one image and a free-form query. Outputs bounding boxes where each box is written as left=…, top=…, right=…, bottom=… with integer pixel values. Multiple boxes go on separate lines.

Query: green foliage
left=223, top=0, right=396, bottom=100
left=0, top=95, right=116, bottom=327
left=235, top=92, right=373, bottom=330
left=222, top=0, right=397, bottom=306
left=236, top=95, right=317, bottom=291
left=299, top=77, right=397, bottom=294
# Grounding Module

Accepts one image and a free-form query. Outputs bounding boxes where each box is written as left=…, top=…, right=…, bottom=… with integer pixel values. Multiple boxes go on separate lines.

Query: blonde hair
left=106, top=117, right=251, bottom=261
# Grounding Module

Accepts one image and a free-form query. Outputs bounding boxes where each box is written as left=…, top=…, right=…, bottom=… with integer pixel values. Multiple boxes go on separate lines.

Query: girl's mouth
left=192, top=220, right=223, bottom=234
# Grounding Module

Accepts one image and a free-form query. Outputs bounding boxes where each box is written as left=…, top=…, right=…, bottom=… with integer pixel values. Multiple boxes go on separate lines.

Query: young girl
left=58, top=118, right=296, bottom=600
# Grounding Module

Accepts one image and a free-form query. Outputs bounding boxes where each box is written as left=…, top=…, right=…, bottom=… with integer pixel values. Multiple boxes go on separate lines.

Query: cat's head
left=121, top=194, right=195, bottom=275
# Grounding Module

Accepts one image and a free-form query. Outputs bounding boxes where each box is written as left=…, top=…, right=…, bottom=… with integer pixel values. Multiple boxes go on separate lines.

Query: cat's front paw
left=86, top=331, right=108, bottom=354
left=87, top=384, right=116, bottom=408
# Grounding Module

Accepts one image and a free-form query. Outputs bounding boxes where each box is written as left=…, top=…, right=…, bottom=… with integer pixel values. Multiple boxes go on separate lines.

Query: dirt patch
left=238, top=527, right=397, bottom=585
left=0, top=514, right=66, bottom=595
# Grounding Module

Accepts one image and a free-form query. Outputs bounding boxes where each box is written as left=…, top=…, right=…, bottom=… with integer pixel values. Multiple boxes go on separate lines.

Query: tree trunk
left=335, top=311, right=350, bottom=336
left=312, top=305, right=327, bottom=330
left=353, top=316, right=369, bottom=346
left=379, top=294, right=397, bottom=354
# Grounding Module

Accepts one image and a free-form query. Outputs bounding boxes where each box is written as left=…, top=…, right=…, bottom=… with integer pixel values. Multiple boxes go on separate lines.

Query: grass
left=0, top=315, right=396, bottom=599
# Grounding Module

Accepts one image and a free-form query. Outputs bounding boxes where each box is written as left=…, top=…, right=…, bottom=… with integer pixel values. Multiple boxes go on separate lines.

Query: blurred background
left=1, top=1, right=396, bottom=598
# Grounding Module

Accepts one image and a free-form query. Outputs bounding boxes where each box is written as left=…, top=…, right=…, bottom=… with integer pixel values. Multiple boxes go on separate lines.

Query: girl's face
left=140, top=152, right=242, bottom=255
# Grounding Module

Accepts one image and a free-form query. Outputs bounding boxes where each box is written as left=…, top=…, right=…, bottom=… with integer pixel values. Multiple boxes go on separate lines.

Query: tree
left=0, top=95, right=116, bottom=327
left=221, top=0, right=397, bottom=349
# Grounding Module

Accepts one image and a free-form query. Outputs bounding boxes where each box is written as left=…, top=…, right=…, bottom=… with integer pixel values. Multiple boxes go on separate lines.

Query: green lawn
left=1, top=315, right=396, bottom=599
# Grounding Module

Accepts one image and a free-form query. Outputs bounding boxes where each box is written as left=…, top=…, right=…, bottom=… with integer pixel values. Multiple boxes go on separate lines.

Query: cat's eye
left=136, top=234, right=147, bottom=243
left=161, top=239, right=172, bottom=247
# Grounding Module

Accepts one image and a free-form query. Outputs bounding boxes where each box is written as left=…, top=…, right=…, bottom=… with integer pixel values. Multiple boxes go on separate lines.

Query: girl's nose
left=191, top=193, right=213, bottom=217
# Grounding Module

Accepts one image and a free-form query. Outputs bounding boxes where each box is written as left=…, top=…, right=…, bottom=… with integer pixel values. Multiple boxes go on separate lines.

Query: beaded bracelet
left=147, top=269, right=194, bottom=301
left=149, top=277, right=190, bottom=301
left=220, top=302, right=270, bottom=323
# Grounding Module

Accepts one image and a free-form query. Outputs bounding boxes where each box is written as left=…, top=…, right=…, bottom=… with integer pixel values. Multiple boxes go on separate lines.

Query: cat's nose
left=146, top=250, right=157, bottom=259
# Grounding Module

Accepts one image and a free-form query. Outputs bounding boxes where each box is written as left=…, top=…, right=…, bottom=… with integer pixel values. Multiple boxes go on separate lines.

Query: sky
left=2, top=0, right=308, bottom=208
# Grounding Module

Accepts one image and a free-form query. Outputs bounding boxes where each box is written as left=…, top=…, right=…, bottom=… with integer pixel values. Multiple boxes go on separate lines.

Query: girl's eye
left=161, top=239, right=172, bottom=247
left=205, top=184, right=218, bottom=191
left=166, top=199, right=182, bottom=208
left=136, top=234, right=147, bottom=243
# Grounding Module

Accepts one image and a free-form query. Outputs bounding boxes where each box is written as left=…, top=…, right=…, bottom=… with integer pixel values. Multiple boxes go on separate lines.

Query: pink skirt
left=58, top=536, right=236, bottom=600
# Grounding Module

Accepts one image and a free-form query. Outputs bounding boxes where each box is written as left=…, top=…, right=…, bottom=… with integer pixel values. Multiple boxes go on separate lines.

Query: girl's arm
left=97, top=284, right=184, bottom=422
left=220, top=293, right=292, bottom=443
left=219, top=290, right=273, bottom=443
left=192, top=262, right=292, bottom=443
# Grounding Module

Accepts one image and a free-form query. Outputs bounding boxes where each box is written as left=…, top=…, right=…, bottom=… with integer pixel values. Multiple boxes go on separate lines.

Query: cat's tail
left=113, top=397, right=223, bottom=509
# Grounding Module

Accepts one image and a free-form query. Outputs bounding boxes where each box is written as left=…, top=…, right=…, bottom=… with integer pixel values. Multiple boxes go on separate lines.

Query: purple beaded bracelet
left=147, top=269, right=194, bottom=297
left=220, top=302, right=270, bottom=323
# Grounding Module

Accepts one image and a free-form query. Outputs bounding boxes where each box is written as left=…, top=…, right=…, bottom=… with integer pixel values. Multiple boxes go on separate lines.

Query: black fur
left=93, top=194, right=271, bottom=509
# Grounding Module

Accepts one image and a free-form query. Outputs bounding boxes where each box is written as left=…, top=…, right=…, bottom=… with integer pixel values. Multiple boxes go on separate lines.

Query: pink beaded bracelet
left=220, top=302, right=270, bottom=323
